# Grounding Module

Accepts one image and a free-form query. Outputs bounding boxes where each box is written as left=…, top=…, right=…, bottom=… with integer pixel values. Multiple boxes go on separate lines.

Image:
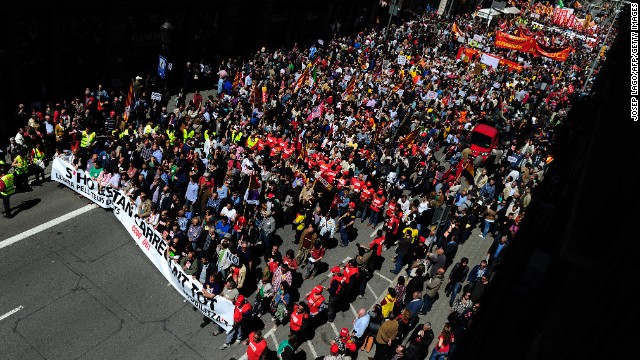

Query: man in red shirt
left=384, top=210, right=401, bottom=247
left=220, top=295, right=252, bottom=349
left=351, top=173, right=365, bottom=193
left=358, top=181, right=374, bottom=221
left=369, top=189, right=386, bottom=228
left=244, top=329, right=267, bottom=360
left=342, top=259, right=360, bottom=296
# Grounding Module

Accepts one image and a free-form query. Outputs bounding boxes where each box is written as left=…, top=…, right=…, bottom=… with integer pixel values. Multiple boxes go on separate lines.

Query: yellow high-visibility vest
left=231, top=130, right=243, bottom=144
left=81, top=130, right=96, bottom=148
left=14, top=155, right=28, bottom=175
left=1, top=173, right=15, bottom=196
left=183, top=128, right=195, bottom=141
left=33, top=148, right=45, bottom=161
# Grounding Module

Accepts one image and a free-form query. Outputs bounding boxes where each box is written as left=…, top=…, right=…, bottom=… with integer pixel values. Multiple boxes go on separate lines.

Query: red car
left=470, top=124, right=499, bottom=161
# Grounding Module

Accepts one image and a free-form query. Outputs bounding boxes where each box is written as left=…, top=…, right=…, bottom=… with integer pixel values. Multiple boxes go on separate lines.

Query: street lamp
left=384, top=0, right=404, bottom=40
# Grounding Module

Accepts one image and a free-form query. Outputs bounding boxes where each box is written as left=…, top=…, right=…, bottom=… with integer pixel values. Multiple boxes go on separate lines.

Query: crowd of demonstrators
left=1, top=1, right=619, bottom=358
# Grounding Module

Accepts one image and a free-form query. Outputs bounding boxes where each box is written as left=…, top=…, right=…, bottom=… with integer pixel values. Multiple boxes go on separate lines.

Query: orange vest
left=290, top=307, right=308, bottom=331
left=306, top=294, right=325, bottom=315
left=343, top=266, right=359, bottom=284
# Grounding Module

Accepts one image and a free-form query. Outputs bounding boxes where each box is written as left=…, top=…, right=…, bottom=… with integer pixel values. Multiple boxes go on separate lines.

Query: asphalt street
left=0, top=157, right=493, bottom=360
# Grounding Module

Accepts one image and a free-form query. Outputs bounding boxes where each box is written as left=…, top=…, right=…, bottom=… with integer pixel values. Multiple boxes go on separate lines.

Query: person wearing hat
left=0, top=164, right=16, bottom=218
left=306, top=285, right=326, bottom=326
left=322, top=343, right=351, bottom=360
left=331, top=327, right=358, bottom=355
left=327, top=266, right=345, bottom=322
left=219, top=294, right=253, bottom=349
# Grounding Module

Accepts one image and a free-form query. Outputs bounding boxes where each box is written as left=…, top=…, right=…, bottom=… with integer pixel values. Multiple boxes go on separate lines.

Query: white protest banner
left=426, top=90, right=438, bottom=100
left=397, top=55, right=407, bottom=65
left=473, top=34, right=484, bottom=43
left=151, top=92, right=162, bottom=101
left=225, top=250, right=240, bottom=266
left=50, top=158, right=235, bottom=332
left=480, top=53, right=500, bottom=69
left=110, top=191, right=235, bottom=332
left=51, top=158, right=114, bottom=208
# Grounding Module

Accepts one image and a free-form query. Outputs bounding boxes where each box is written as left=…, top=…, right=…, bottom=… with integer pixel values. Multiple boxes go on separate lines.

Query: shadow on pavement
left=10, top=198, right=41, bottom=217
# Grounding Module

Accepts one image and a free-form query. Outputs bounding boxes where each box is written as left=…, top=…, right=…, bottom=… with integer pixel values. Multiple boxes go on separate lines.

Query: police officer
left=0, top=165, right=16, bottom=218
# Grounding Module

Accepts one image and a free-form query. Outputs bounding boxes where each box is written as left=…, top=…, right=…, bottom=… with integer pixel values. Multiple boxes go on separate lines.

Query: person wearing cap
left=219, top=294, right=252, bottom=349
left=0, top=164, right=16, bottom=218
left=306, top=285, right=326, bottom=325
left=331, top=327, right=357, bottom=355
left=322, top=343, right=352, bottom=360
left=327, top=266, right=345, bottom=322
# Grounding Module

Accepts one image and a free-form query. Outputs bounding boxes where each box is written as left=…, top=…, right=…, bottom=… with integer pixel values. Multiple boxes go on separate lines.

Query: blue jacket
left=405, top=298, right=424, bottom=318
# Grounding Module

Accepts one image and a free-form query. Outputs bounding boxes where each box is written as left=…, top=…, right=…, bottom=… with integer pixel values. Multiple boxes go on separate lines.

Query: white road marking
left=349, top=303, right=358, bottom=317
left=307, top=340, right=318, bottom=358
left=0, top=204, right=97, bottom=250
left=369, top=223, right=384, bottom=237
left=268, top=332, right=278, bottom=348
left=374, top=272, right=394, bottom=283
left=238, top=326, right=277, bottom=360
left=329, top=321, right=339, bottom=336
left=0, top=306, right=24, bottom=321
left=342, top=257, right=352, bottom=264
left=366, top=283, right=378, bottom=298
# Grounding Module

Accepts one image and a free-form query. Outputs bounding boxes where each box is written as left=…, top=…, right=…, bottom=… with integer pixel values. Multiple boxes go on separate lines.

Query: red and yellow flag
left=233, top=71, right=242, bottom=89
left=123, top=80, right=134, bottom=122
left=452, top=22, right=464, bottom=37
left=342, top=76, right=357, bottom=100
left=293, top=64, right=312, bottom=93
